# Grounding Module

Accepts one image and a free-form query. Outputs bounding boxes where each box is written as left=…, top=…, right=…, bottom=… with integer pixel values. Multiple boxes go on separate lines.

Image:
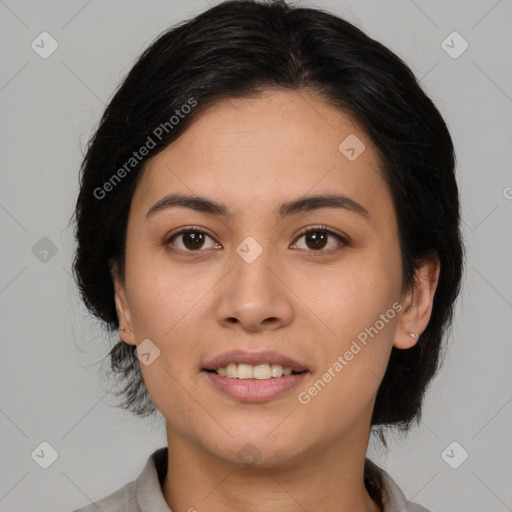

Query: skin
left=112, top=89, right=440, bottom=512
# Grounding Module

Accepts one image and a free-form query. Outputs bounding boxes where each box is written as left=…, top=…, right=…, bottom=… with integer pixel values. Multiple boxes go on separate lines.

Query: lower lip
left=203, top=371, right=308, bottom=403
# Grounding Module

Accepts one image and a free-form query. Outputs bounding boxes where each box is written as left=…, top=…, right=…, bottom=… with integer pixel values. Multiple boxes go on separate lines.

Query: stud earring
left=119, top=326, right=131, bottom=334
left=409, top=333, right=418, bottom=339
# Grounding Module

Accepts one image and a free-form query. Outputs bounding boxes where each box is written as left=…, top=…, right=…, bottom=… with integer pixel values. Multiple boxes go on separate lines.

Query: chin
left=203, top=430, right=307, bottom=470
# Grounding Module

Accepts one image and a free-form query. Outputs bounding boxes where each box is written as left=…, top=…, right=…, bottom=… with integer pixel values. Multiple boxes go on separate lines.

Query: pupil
left=184, top=231, right=204, bottom=250
left=307, top=231, right=327, bottom=250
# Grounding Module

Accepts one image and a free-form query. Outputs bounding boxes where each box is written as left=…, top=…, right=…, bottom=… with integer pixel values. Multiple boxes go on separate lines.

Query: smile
left=210, top=363, right=302, bottom=380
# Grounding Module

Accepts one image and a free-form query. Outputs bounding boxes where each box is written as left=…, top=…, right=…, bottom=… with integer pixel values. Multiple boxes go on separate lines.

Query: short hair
left=71, top=0, right=464, bottom=435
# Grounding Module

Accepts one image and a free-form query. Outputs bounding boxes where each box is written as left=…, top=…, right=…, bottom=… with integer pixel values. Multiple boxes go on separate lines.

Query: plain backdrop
left=0, top=0, right=511, bottom=510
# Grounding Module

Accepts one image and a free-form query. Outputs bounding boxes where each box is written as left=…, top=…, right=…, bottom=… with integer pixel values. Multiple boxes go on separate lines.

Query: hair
left=72, top=0, right=464, bottom=448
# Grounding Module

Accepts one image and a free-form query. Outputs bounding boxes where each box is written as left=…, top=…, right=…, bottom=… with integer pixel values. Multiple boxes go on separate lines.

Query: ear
left=394, top=253, right=441, bottom=349
left=110, top=261, right=136, bottom=346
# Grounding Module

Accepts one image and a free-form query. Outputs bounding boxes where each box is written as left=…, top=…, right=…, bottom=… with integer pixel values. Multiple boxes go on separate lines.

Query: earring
left=119, top=326, right=131, bottom=334
left=409, top=333, right=418, bottom=339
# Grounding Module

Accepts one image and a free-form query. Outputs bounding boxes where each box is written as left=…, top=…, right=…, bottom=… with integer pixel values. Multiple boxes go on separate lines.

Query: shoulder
left=70, top=446, right=169, bottom=512
left=70, top=480, right=139, bottom=512
left=367, top=459, right=432, bottom=512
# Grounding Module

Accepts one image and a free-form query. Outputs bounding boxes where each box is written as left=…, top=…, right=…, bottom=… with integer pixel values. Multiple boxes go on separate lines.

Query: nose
left=215, top=245, right=294, bottom=333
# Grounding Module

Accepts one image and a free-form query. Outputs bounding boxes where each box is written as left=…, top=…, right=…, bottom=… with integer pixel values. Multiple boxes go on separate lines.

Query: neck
left=162, top=427, right=382, bottom=512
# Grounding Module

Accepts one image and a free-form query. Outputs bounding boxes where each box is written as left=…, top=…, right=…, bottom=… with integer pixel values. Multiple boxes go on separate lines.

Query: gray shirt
left=71, top=447, right=430, bottom=512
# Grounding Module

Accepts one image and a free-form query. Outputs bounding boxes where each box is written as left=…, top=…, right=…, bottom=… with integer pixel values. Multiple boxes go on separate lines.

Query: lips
left=204, top=370, right=308, bottom=403
left=201, top=349, right=310, bottom=402
left=202, top=349, right=309, bottom=373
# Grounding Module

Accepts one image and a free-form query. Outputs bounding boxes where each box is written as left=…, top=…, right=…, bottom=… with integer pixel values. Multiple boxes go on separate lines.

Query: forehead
left=131, top=89, right=391, bottom=221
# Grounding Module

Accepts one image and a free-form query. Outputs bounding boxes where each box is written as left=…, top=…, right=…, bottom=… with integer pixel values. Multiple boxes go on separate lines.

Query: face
left=112, top=89, right=438, bottom=468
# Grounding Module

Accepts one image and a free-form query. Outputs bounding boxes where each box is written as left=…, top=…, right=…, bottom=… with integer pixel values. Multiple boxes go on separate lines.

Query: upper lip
left=202, top=350, right=309, bottom=372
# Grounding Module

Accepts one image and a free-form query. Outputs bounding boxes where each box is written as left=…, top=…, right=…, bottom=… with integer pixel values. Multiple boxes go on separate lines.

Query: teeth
left=238, top=363, right=253, bottom=379
left=213, top=363, right=295, bottom=379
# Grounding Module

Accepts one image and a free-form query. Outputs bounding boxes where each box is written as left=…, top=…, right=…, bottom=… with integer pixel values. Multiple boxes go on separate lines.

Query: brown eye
left=304, top=230, right=328, bottom=250
left=292, top=226, right=347, bottom=252
left=167, top=228, right=219, bottom=252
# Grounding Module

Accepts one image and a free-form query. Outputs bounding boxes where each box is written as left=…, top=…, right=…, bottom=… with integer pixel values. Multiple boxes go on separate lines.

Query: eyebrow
left=145, top=192, right=369, bottom=220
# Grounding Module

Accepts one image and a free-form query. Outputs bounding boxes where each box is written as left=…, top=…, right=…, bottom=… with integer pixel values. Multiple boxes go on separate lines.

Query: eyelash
left=164, top=225, right=348, bottom=256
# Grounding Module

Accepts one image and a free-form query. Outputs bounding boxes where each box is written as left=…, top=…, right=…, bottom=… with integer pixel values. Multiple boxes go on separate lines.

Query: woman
left=71, top=0, right=464, bottom=510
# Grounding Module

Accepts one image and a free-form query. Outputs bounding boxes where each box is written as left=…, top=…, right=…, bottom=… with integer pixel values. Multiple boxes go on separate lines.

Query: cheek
left=289, top=253, right=400, bottom=408
left=125, top=249, right=202, bottom=336
left=125, top=254, right=213, bottom=373
left=128, top=281, right=179, bottom=336
left=129, top=269, right=203, bottom=416
left=292, top=254, right=401, bottom=341
left=297, top=310, right=395, bottom=431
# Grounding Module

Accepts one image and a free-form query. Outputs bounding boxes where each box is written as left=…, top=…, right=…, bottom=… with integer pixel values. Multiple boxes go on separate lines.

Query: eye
left=166, top=227, right=221, bottom=253
left=291, top=225, right=347, bottom=252
left=165, top=225, right=347, bottom=255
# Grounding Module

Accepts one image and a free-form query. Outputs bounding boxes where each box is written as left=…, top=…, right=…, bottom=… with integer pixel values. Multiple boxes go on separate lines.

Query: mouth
left=201, top=350, right=309, bottom=403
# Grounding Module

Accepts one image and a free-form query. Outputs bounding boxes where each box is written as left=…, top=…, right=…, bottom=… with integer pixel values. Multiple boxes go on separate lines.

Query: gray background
left=0, top=0, right=511, bottom=510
